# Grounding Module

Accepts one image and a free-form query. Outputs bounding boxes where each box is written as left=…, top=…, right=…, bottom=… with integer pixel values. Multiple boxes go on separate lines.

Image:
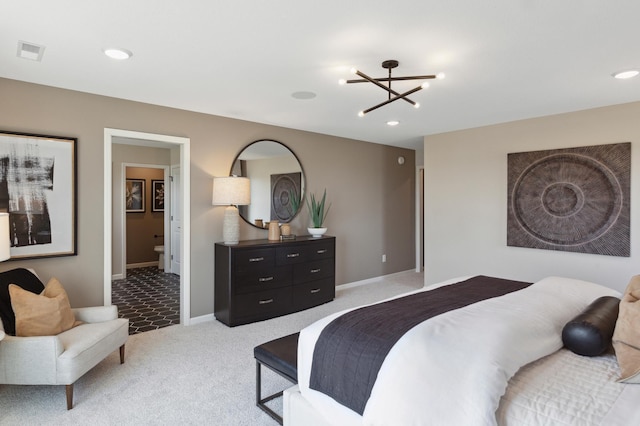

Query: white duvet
left=298, top=276, right=620, bottom=426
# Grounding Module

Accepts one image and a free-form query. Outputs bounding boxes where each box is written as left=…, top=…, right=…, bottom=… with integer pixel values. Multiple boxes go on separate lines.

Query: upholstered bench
left=254, top=332, right=299, bottom=424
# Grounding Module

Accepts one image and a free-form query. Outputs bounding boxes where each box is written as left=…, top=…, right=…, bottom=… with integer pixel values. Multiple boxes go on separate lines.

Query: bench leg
left=120, top=344, right=125, bottom=364
left=256, top=360, right=285, bottom=425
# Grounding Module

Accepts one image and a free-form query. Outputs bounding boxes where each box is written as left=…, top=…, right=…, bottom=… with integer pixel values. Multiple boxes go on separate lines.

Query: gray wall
left=0, top=77, right=416, bottom=317
left=423, top=101, right=640, bottom=293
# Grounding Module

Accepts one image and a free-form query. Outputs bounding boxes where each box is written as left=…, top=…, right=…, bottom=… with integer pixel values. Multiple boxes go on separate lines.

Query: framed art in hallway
left=152, top=179, right=164, bottom=212
left=126, top=179, right=146, bottom=213
left=0, top=130, right=77, bottom=259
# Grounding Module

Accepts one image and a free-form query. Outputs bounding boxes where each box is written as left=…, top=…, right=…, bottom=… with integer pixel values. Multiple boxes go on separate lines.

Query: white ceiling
left=2, top=1, right=640, bottom=150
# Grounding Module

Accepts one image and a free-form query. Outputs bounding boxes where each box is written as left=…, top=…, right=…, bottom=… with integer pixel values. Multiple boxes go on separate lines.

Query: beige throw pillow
left=612, top=275, right=640, bottom=383
left=9, top=277, right=81, bottom=337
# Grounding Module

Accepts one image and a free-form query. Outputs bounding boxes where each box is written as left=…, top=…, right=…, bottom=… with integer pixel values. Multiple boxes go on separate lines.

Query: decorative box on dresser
left=214, top=236, right=335, bottom=326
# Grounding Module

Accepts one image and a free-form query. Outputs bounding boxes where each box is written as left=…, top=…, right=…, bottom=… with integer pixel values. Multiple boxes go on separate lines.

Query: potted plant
left=306, top=189, right=331, bottom=237
left=287, top=188, right=302, bottom=217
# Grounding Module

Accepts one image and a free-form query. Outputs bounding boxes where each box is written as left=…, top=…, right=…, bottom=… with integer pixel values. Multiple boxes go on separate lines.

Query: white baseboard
left=126, top=261, right=159, bottom=269
left=112, top=273, right=124, bottom=280
left=189, top=313, right=214, bottom=325
left=336, top=269, right=420, bottom=292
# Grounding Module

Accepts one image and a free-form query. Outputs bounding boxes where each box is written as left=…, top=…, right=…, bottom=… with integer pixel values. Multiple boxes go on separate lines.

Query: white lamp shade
left=0, top=213, right=10, bottom=261
left=212, top=177, right=251, bottom=206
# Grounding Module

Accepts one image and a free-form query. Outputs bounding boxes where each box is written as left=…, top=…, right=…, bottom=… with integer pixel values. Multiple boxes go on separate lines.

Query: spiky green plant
left=306, top=189, right=331, bottom=228
left=288, top=188, right=302, bottom=216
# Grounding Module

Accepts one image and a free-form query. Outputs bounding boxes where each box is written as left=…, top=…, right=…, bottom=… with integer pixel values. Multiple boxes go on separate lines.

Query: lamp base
left=222, top=206, right=240, bottom=244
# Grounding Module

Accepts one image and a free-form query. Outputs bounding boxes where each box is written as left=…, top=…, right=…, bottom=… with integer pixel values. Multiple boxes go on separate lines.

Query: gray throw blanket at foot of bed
left=309, top=275, right=531, bottom=415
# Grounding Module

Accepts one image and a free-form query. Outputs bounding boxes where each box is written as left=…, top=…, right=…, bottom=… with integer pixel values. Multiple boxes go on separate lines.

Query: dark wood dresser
left=214, top=236, right=335, bottom=326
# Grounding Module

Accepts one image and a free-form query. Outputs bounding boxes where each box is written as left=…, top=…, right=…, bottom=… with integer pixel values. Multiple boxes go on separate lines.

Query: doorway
left=103, top=128, right=191, bottom=326
left=416, top=166, right=424, bottom=272
left=116, top=162, right=172, bottom=278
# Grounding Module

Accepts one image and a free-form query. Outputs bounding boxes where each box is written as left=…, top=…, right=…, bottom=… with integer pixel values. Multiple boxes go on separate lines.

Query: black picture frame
left=152, top=179, right=164, bottom=212
left=126, top=179, right=146, bottom=213
left=0, top=130, right=77, bottom=259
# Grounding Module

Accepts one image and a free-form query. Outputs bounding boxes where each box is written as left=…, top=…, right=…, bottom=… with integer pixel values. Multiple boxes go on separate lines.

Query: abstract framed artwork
left=152, top=179, right=164, bottom=212
left=126, top=179, right=145, bottom=213
left=0, top=130, right=77, bottom=259
left=507, top=142, right=630, bottom=257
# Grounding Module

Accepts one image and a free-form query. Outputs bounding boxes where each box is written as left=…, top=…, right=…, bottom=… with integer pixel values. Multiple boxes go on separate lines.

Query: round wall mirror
left=230, top=139, right=305, bottom=228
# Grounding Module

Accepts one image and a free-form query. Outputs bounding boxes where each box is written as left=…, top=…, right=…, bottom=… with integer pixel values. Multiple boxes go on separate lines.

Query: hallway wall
left=126, top=167, right=165, bottom=266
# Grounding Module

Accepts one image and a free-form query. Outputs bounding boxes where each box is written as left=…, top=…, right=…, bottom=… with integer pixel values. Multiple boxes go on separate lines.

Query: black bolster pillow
left=562, top=296, right=620, bottom=357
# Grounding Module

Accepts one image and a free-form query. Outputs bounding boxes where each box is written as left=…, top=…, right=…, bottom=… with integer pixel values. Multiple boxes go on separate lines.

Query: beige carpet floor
left=0, top=270, right=424, bottom=426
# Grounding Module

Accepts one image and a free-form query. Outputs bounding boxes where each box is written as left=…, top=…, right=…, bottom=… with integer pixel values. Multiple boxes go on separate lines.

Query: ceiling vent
left=17, top=41, right=45, bottom=61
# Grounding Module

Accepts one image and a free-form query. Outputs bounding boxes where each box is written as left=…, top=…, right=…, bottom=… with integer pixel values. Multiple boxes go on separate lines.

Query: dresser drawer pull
left=287, top=253, right=300, bottom=258
left=310, top=268, right=321, bottom=273
left=316, top=249, right=327, bottom=254
left=258, top=298, right=274, bottom=305
left=249, top=257, right=265, bottom=262
left=310, top=288, right=321, bottom=294
left=258, top=276, right=274, bottom=282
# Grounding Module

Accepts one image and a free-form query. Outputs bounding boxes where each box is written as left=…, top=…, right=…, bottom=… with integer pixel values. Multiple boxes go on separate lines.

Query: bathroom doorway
left=103, top=128, right=191, bottom=330
left=114, top=159, right=177, bottom=333
left=119, top=163, right=170, bottom=278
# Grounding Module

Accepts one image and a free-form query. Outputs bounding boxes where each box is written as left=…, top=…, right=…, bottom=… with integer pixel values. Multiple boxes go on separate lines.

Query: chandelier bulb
left=436, top=72, right=446, bottom=79
left=338, top=79, right=347, bottom=85
left=414, top=102, right=421, bottom=109
left=350, top=67, right=358, bottom=75
left=358, top=111, right=365, bottom=117
left=421, top=82, right=430, bottom=89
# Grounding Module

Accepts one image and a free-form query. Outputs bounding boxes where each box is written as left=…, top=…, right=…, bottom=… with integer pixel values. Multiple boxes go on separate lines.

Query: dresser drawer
left=293, top=258, right=334, bottom=283
left=293, top=278, right=335, bottom=311
left=275, top=245, right=307, bottom=265
left=235, top=287, right=292, bottom=319
left=234, top=248, right=275, bottom=272
left=234, top=265, right=291, bottom=294
left=306, top=240, right=334, bottom=261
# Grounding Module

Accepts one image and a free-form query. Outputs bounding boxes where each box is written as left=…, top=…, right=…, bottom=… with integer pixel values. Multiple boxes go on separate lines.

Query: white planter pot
left=308, top=227, right=327, bottom=238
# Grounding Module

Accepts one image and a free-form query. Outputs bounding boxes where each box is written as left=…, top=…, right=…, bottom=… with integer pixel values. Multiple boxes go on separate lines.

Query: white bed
left=283, top=276, right=640, bottom=426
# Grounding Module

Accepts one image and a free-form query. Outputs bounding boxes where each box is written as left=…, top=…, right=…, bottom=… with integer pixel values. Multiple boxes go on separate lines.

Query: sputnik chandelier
left=339, top=59, right=444, bottom=117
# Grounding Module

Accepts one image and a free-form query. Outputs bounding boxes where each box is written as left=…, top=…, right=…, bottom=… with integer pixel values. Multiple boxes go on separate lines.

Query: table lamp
left=212, top=177, right=250, bottom=245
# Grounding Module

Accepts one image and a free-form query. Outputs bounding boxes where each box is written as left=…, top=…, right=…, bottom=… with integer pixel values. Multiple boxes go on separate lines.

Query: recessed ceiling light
left=103, top=48, right=132, bottom=60
left=612, top=69, right=639, bottom=79
left=291, top=91, right=316, bottom=100
left=387, top=120, right=400, bottom=126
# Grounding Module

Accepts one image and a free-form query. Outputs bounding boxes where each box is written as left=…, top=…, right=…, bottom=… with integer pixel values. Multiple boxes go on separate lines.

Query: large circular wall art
left=270, top=172, right=302, bottom=222
left=507, top=143, right=630, bottom=257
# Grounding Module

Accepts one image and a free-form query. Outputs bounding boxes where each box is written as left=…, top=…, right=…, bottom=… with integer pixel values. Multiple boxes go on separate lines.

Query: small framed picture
left=126, top=179, right=145, bottom=213
left=152, top=180, right=165, bottom=212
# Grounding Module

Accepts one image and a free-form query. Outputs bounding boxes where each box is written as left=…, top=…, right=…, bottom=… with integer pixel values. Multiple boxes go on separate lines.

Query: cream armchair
left=0, top=304, right=129, bottom=409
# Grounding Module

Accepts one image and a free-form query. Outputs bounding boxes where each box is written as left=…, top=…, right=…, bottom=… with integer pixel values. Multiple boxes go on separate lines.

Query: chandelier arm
left=361, top=84, right=425, bottom=115
left=353, top=69, right=416, bottom=106
left=346, top=75, right=437, bottom=83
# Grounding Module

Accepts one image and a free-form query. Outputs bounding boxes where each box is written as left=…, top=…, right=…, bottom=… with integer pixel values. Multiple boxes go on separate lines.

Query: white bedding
left=297, top=276, right=622, bottom=426
left=498, top=349, right=640, bottom=425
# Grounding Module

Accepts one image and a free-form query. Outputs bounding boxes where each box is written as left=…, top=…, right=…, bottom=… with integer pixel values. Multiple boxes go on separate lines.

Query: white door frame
left=104, top=128, right=191, bottom=325
left=170, top=165, right=181, bottom=275
left=416, top=165, right=424, bottom=272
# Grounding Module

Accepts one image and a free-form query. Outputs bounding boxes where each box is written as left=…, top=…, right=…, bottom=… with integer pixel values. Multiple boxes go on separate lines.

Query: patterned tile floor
left=112, top=267, right=180, bottom=335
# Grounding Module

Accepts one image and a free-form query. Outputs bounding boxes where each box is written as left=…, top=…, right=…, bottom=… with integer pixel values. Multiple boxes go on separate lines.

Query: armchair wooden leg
left=66, top=384, right=73, bottom=410
left=120, top=344, right=125, bottom=364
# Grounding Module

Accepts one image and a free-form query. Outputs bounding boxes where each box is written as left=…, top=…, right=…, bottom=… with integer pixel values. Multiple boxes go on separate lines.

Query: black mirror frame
left=230, top=139, right=306, bottom=229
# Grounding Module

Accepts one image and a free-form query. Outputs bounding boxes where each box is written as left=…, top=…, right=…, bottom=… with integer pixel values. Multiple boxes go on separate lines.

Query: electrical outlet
left=382, top=254, right=386, bottom=263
